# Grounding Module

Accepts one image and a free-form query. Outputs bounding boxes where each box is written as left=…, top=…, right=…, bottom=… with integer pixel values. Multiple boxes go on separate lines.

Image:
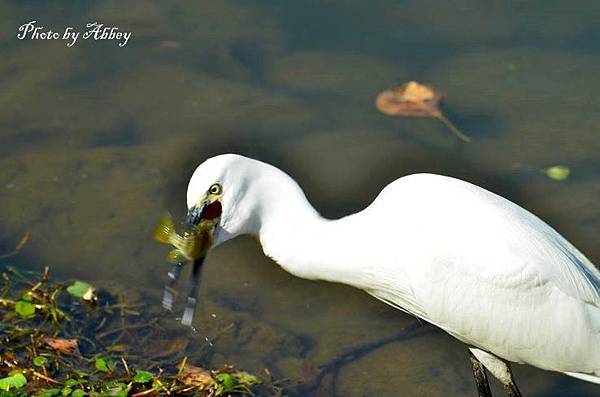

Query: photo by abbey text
left=17, top=21, right=132, bottom=47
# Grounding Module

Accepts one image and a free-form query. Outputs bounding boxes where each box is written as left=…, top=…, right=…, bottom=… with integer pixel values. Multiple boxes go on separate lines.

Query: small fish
left=153, top=213, right=216, bottom=262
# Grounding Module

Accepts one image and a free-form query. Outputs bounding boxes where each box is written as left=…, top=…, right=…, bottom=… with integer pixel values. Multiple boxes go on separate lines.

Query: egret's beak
left=186, top=196, right=223, bottom=227
left=179, top=193, right=223, bottom=326
left=186, top=203, right=206, bottom=226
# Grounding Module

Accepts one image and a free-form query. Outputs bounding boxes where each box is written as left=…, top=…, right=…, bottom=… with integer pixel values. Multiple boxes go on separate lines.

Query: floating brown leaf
left=43, top=337, right=81, bottom=356
left=376, top=81, right=471, bottom=142
left=180, top=364, right=214, bottom=387
left=376, top=81, right=441, bottom=117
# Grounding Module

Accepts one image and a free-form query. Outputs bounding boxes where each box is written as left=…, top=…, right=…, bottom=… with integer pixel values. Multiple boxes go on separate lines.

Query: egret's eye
left=209, top=183, right=222, bottom=195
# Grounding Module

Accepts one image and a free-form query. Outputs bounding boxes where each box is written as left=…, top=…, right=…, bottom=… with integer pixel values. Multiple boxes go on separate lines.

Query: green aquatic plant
left=0, top=266, right=277, bottom=396
left=133, top=369, right=153, bottom=383
left=14, top=299, right=35, bottom=318
left=94, top=357, right=116, bottom=373
left=0, top=372, right=27, bottom=391
left=0, top=267, right=66, bottom=326
left=66, top=281, right=96, bottom=302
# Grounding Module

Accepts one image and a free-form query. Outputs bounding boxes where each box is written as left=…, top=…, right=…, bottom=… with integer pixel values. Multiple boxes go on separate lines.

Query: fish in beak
left=155, top=196, right=222, bottom=326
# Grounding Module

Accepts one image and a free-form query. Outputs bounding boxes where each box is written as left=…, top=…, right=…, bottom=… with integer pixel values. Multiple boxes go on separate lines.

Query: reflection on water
left=1, top=1, right=599, bottom=395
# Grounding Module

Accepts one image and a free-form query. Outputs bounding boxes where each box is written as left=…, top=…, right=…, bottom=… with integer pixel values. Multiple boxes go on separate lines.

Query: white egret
left=185, top=154, right=600, bottom=396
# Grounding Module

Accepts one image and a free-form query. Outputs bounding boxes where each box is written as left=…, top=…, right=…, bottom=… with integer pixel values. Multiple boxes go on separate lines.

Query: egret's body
left=186, top=154, right=600, bottom=391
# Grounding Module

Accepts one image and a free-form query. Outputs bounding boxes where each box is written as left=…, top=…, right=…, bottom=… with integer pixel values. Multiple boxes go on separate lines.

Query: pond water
left=1, top=1, right=600, bottom=396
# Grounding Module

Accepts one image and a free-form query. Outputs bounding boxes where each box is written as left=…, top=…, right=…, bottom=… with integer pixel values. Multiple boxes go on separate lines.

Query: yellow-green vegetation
left=0, top=267, right=277, bottom=396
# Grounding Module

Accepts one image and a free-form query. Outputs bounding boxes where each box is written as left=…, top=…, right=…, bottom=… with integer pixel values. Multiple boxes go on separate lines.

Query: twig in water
left=121, top=357, right=131, bottom=376
left=0, top=232, right=31, bottom=259
left=32, top=370, right=60, bottom=385
left=132, top=388, right=156, bottom=397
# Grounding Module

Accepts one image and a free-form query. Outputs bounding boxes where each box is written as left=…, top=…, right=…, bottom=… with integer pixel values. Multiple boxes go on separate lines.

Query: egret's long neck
left=255, top=176, right=371, bottom=289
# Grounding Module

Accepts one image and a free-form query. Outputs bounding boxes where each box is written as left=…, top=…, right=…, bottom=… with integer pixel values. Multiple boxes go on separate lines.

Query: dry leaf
left=376, top=81, right=471, bottom=142
left=376, top=81, right=441, bottom=117
left=43, top=337, right=81, bottom=356
left=180, top=364, right=214, bottom=387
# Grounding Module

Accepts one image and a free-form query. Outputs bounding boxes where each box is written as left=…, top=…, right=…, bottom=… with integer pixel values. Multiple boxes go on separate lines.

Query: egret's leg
left=162, top=261, right=185, bottom=311
left=181, top=257, right=205, bottom=326
left=469, top=350, right=492, bottom=397
left=469, top=348, right=522, bottom=397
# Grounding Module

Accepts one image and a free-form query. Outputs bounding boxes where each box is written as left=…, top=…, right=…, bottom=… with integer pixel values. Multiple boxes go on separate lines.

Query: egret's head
left=186, top=154, right=262, bottom=248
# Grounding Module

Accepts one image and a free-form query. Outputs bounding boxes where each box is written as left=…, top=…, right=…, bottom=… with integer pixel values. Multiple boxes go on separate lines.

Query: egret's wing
left=366, top=173, right=600, bottom=371
left=375, top=173, right=600, bottom=309
left=480, top=198, right=600, bottom=309
left=427, top=220, right=600, bottom=370
left=364, top=266, right=428, bottom=319
left=524, top=220, right=600, bottom=307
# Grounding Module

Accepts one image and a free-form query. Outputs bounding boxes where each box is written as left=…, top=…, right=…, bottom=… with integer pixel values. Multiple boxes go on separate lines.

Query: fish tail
left=153, top=213, right=176, bottom=244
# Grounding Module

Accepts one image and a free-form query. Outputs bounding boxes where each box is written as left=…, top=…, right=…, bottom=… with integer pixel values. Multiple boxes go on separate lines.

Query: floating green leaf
left=0, top=373, right=27, bottom=391
left=66, top=281, right=95, bottom=301
left=15, top=300, right=35, bottom=318
left=95, top=358, right=108, bottom=373
left=33, top=356, right=48, bottom=367
left=133, top=370, right=153, bottom=383
left=95, top=357, right=116, bottom=373
left=545, top=165, right=570, bottom=181
left=215, top=373, right=236, bottom=393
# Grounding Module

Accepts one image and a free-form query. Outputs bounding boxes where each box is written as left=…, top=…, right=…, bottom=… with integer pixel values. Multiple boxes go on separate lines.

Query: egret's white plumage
left=187, top=154, right=600, bottom=385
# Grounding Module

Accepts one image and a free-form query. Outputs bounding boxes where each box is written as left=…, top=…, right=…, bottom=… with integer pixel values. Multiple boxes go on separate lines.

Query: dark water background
left=1, top=1, right=599, bottom=395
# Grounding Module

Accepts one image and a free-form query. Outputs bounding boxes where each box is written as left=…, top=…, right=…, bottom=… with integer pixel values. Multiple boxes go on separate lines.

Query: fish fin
left=154, top=213, right=175, bottom=244
left=168, top=249, right=186, bottom=263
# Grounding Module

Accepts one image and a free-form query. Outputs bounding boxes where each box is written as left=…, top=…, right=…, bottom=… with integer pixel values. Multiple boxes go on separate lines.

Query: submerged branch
left=0, top=232, right=31, bottom=259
